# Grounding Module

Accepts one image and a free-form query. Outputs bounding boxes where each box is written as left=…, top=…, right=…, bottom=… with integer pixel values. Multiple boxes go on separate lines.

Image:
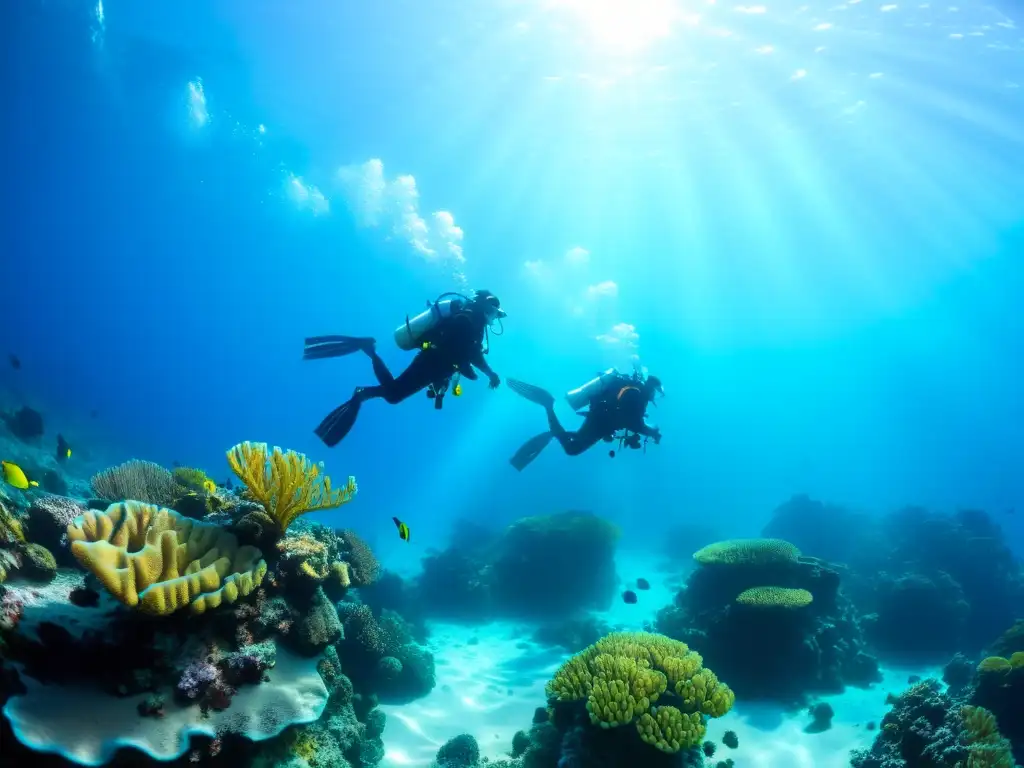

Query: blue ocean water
left=2, top=0, right=1023, bottom=568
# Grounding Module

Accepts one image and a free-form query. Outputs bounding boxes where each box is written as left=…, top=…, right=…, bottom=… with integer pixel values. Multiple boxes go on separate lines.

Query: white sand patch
left=379, top=622, right=557, bottom=766
left=705, top=662, right=938, bottom=766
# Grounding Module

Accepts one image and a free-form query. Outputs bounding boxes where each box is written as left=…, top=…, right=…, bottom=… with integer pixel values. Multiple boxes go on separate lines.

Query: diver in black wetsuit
left=305, top=289, right=506, bottom=447
left=506, top=370, right=663, bottom=471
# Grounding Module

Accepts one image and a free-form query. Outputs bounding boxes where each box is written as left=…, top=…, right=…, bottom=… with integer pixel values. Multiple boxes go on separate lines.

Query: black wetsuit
left=311, top=301, right=500, bottom=447
left=548, top=381, right=659, bottom=456
left=357, top=303, right=497, bottom=405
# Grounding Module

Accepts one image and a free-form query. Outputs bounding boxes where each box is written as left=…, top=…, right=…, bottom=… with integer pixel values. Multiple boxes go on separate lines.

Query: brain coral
left=66, top=501, right=267, bottom=615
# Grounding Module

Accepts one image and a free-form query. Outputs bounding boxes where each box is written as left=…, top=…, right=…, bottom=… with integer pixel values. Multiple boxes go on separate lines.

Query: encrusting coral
left=546, top=631, right=734, bottom=754
left=66, top=500, right=267, bottom=615
left=226, top=442, right=357, bottom=535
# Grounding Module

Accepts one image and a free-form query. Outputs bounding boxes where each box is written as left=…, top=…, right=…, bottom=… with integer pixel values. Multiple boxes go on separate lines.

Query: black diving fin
left=506, top=378, right=556, bottom=409
left=314, top=394, right=363, bottom=447
left=303, top=335, right=375, bottom=361
left=509, top=431, right=554, bottom=472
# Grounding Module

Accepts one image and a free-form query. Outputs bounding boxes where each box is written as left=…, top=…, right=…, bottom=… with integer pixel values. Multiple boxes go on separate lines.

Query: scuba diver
left=506, top=367, right=664, bottom=471
left=304, top=289, right=506, bottom=447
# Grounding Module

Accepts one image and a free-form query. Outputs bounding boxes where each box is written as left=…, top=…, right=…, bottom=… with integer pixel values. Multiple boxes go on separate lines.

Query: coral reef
left=655, top=537, right=880, bottom=703
left=867, top=506, right=1021, bottom=662
left=850, top=677, right=1019, bottom=768
left=335, top=600, right=436, bottom=704
left=763, top=497, right=1024, bottom=665
left=416, top=511, right=621, bottom=622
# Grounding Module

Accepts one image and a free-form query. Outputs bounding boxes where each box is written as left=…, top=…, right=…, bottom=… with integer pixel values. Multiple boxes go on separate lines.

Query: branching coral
left=66, top=501, right=267, bottom=615
left=90, top=460, right=175, bottom=505
left=226, top=442, right=357, bottom=534
left=546, top=631, right=735, bottom=754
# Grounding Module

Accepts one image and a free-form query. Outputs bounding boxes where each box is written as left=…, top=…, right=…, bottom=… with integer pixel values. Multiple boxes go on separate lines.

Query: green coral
left=546, top=631, right=735, bottom=753
left=693, top=538, right=800, bottom=566
left=20, top=543, right=57, bottom=582
left=637, top=706, right=703, bottom=754
left=961, top=705, right=1015, bottom=768
left=736, top=586, right=813, bottom=608
left=977, top=653, right=1024, bottom=673
left=172, top=467, right=209, bottom=492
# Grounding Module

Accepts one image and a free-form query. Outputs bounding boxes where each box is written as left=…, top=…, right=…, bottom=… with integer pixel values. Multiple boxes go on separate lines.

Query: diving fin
left=509, top=431, right=554, bottom=472
left=303, top=335, right=375, bottom=361
left=314, top=395, right=363, bottom=447
left=506, top=378, right=556, bottom=409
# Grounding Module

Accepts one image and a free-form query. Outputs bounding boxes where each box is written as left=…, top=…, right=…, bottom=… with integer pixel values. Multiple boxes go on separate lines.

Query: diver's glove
left=488, top=373, right=501, bottom=389
left=651, top=427, right=662, bottom=444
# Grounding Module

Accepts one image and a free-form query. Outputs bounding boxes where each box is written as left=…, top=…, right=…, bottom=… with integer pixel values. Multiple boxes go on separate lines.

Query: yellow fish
left=453, top=383, right=463, bottom=397
left=2, top=461, right=39, bottom=490
left=202, top=479, right=217, bottom=494
left=392, top=516, right=410, bottom=542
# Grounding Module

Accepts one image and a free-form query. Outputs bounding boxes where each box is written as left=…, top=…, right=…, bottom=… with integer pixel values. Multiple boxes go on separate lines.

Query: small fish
left=453, top=383, right=463, bottom=397
left=636, top=577, right=650, bottom=590
left=202, top=479, right=217, bottom=494
left=2, top=460, right=39, bottom=490
left=392, top=516, right=410, bottom=542
left=8, top=354, right=20, bottom=370
left=622, top=590, right=638, bottom=604
left=225, top=478, right=234, bottom=490
left=56, top=434, right=72, bottom=462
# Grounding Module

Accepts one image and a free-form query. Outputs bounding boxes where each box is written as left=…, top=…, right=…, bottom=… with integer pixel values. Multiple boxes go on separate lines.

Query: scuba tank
left=565, top=368, right=621, bottom=412
left=394, top=293, right=468, bottom=351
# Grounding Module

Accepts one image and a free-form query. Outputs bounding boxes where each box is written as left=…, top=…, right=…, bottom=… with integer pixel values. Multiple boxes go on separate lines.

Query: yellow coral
left=736, top=586, right=813, bottom=609
left=290, top=732, right=317, bottom=762
left=693, top=538, right=800, bottom=566
left=331, top=561, right=351, bottom=589
left=546, top=631, right=734, bottom=753
left=637, top=707, right=704, bottom=754
left=66, top=501, right=267, bottom=615
left=1009, top=652, right=1024, bottom=669
left=0, top=500, right=25, bottom=544
left=226, top=441, right=357, bottom=534
left=299, top=560, right=328, bottom=580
